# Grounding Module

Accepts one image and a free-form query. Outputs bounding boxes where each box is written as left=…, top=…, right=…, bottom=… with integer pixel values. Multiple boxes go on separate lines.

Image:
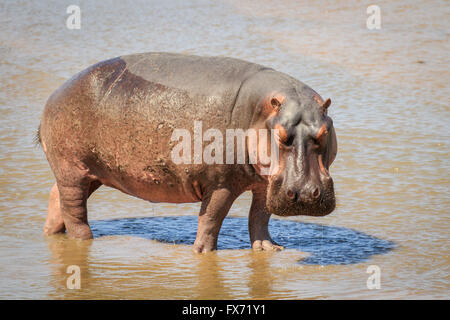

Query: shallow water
left=0, top=0, right=448, bottom=299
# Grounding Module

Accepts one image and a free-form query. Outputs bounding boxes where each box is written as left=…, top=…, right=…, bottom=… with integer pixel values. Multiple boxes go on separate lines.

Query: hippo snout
left=267, top=174, right=336, bottom=217
left=286, top=181, right=322, bottom=203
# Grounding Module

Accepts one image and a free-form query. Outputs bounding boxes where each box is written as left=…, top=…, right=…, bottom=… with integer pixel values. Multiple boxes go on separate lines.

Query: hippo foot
left=66, top=224, right=94, bottom=240
left=192, top=232, right=219, bottom=253
left=192, top=242, right=216, bottom=254
left=252, top=239, right=284, bottom=251
left=43, top=220, right=66, bottom=236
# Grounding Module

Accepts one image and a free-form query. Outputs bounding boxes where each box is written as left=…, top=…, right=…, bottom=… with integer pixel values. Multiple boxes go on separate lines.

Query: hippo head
left=253, top=88, right=337, bottom=217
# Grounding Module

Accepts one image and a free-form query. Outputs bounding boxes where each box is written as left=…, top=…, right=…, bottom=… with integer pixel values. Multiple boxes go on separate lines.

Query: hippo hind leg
left=44, top=180, right=102, bottom=237
left=43, top=183, right=65, bottom=235
left=58, top=179, right=102, bottom=240
left=44, top=153, right=101, bottom=239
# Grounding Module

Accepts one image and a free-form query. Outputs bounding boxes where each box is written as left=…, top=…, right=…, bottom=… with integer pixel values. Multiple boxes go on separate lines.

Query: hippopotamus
left=38, top=52, right=337, bottom=252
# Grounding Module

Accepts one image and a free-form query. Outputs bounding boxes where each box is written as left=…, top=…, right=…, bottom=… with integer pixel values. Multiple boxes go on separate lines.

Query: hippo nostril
left=286, top=189, right=296, bottom=201
left=312, top=187, right=320, bottom=199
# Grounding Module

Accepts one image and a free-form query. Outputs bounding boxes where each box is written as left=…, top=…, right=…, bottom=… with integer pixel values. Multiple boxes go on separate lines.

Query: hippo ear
left=322, top=98, right=331, bottom=109
left=325, top=125, right=337, bottom=167
left=270, top=94, right=285, bottom=109
left=271, top=97, right=281, bottom=108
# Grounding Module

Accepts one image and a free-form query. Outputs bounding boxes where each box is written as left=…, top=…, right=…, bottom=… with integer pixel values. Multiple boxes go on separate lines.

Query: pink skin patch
left=313, top=94, right=324, bottom=105
left=316, top=124, right=328, bottom=140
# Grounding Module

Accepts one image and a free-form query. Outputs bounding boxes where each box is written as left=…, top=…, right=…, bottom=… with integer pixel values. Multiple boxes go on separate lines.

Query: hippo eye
left=316, top=124, right=328, bottom=140
left=273, top=123, right=294, bottom=147
left=283, top=134, right=295, bottom=147
left=313, top=133, right=328, bottom=150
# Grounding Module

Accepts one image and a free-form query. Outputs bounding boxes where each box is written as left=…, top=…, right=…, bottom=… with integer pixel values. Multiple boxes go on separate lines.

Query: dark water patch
left=91, top=216, right=394, bottom=265
left=269, top=219, right=395, bottom=265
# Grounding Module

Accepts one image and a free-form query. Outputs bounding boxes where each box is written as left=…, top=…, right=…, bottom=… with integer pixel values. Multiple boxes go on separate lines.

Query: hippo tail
left=34, top=123, right=42, bottom=146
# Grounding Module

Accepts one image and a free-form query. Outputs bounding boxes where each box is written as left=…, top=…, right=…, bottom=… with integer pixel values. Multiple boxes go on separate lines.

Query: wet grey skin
left=38, top=52, right=337, bottom=253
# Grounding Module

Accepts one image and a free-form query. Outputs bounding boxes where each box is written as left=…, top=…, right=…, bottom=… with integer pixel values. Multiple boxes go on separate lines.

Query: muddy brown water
left=0, top=0, right=448, bottom=299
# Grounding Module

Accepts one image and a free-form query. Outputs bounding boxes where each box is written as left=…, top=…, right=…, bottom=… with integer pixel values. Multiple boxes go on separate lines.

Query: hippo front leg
left=193, top=188, right=237, bottom=253
left=249, top=190, right=284, bottom=251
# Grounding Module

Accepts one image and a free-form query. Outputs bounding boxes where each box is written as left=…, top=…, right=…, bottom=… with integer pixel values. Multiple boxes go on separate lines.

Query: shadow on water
left=91, top=216, right=395, bottom=266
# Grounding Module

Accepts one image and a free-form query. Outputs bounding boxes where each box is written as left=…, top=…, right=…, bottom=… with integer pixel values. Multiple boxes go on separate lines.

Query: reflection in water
left=91, top=216, right=395, bottom=265
left=42, top=217, right=392, bottom=299
left=193, top=252, right=230, bottom=299
left=247, top=251, right=274, bottom=298
left=46, top=235, right=93, bottom=298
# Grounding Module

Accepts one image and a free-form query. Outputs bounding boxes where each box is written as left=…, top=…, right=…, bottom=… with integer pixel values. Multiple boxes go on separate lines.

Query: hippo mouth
left=265, top=175, right=336, bottom=217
